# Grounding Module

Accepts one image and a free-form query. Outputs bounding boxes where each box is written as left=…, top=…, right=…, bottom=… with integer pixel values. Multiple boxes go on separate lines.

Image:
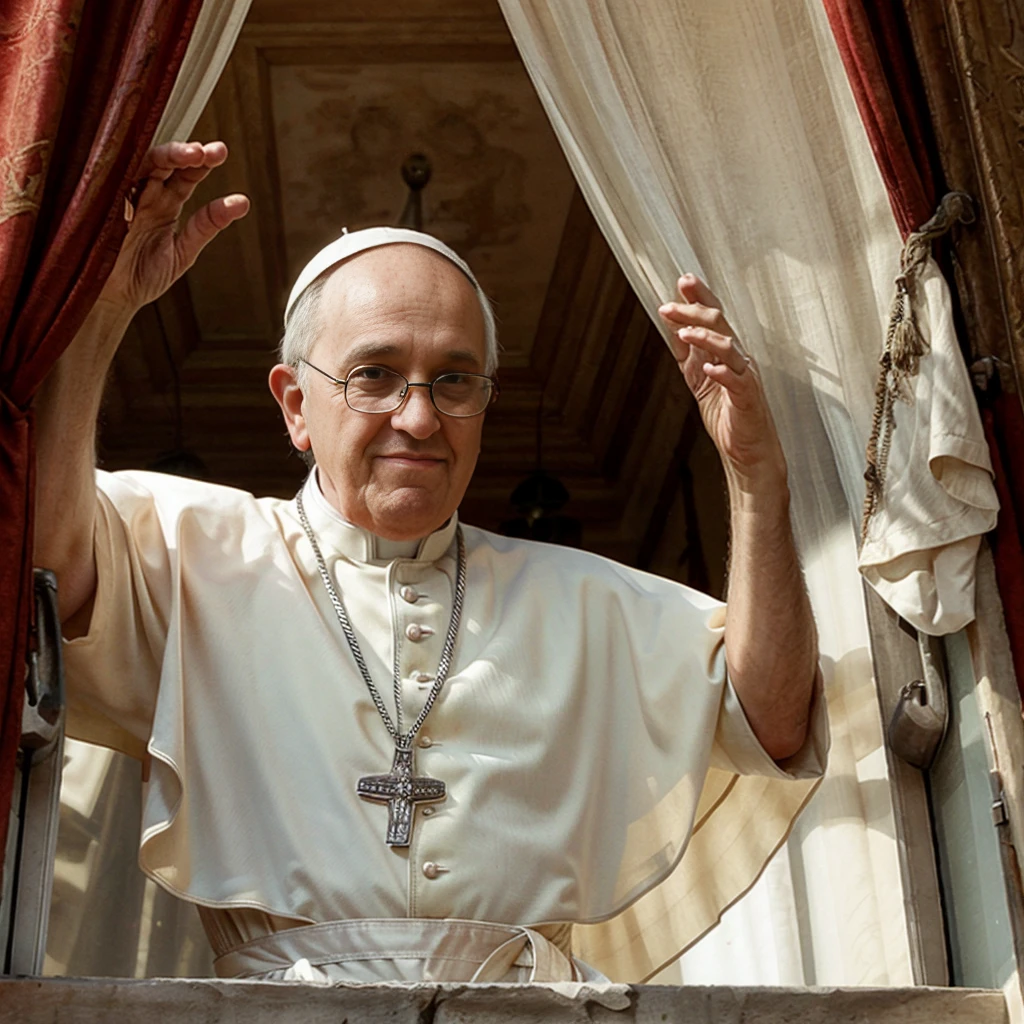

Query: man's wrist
left=92, top=291, right=139, bottom=328
left=724, top=457, right=790, bottom=515
left=82, top=294, right=139, bottom=359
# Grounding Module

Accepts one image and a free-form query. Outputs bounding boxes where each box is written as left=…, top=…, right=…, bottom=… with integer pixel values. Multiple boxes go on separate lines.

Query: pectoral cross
left=357, top=745, right=446, bottom=847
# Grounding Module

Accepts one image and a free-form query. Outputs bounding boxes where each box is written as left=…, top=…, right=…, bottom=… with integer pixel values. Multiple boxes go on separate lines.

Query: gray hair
left=278, top=268, right=500, bottom=385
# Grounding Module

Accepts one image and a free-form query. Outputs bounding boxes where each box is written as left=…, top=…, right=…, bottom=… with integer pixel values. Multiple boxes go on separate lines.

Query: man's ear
left=268, top=364, right=311, bottom=453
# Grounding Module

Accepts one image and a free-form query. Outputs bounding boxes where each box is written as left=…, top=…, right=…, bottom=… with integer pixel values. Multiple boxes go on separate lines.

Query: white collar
left=298, top=470, right=458, bottom=565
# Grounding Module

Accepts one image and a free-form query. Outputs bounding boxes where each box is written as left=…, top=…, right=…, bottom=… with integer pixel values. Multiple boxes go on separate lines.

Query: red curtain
left=0, top=0, right=203, bottom=878
left=823, top=0, right=1024, bottom=691
left=822, top=1, right=937, bottom=235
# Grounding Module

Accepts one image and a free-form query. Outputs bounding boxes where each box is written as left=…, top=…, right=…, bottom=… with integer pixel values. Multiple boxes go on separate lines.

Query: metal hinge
left=887, top=634, right=949, bottom=770
left=991, top=768, right=1010, bottom=828
left=970, top=354, right=1008, bottom=396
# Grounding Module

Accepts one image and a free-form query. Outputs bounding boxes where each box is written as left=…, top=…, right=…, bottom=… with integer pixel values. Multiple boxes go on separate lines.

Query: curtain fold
left=0, top=0, right=203, bottom=881
left=153, top=0, right=251, bottom=146
left=499, top=0, right=923, bottom=983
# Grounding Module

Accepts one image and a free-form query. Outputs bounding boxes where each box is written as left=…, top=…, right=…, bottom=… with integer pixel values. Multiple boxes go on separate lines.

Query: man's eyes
left=346, top=366, right=478, bottom=382
left=350, top=366, right=391, bottom=380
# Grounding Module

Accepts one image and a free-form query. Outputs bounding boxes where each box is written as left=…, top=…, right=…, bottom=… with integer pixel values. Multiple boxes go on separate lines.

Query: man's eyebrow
left=342, top=344, right=484, bottom=369
left=343, top=342, right=402, bottom=365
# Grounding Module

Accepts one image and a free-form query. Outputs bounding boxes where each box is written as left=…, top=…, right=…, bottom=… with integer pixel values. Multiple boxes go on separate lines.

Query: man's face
left=279, top=244, right=489, bottom=541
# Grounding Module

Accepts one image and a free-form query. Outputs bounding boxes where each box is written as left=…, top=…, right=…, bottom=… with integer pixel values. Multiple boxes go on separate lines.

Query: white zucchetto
left=284, top=227, right=486, bottom=326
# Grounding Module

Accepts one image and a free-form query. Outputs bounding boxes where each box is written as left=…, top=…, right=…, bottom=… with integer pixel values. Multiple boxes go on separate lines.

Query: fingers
left=658, top=272, right=735, bottom=331
left=163, top=163, right=216, bottom=205
left=138, top=140, right=228, bottom=182
left=699, top=361, right=756, bottom=402
left=659, top=271, right=754, bottom=379
left=673, top=324, right=750, bottom=376
left=175, top=194, right=250, bottom=270
left=133, top=166, right=212, bottom=223
left=676, top=271, right=722, bottom=310
left=658, top=299, right=724, bottom=332
left=132, top=142, right=231, bottom=224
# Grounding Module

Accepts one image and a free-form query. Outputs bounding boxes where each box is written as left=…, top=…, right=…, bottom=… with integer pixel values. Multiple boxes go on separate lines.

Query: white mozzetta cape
left=64, top=470, right=827, bottom=980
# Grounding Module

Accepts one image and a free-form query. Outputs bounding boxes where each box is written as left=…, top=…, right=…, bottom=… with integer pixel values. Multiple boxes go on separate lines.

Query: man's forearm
left=33, top=142, right=246, bottom=627
left=34, top=299, right=134, bottom=624
left=723, top=470, right=817, bottom=761
left=654, top=275, right=817, bottom=758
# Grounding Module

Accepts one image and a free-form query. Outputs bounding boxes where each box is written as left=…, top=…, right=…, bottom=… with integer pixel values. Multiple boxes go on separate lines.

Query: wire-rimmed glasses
left=300, top=358, right=499, bottom=418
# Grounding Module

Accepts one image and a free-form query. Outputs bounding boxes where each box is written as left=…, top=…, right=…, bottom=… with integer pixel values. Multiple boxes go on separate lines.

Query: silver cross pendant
left=357, top=744, right=446, bottom=846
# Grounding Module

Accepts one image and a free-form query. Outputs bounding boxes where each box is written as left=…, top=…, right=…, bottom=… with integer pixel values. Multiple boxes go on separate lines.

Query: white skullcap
left=284, top=226, right=485, bottom=326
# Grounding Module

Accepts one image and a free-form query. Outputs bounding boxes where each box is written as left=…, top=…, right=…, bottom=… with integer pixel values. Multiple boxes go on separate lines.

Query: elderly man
left=34, top=141, right=825, bottom=982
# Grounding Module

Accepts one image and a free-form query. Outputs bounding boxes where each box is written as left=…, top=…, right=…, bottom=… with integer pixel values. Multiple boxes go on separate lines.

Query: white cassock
left=63, top=468, right=828, bottom=983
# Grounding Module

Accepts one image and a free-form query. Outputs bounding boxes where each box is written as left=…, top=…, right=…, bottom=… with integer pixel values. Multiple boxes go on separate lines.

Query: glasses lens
left=432, top=373, right=493, bottom=417
left=345, top=366, right=406, bottom=412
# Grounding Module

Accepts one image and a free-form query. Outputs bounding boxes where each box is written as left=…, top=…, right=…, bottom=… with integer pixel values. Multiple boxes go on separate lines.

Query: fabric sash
left=213, top=918, right=581, bottom=984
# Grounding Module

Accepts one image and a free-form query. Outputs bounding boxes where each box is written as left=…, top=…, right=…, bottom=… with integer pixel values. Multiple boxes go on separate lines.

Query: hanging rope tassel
left=860, top=191, right=975, bottom=542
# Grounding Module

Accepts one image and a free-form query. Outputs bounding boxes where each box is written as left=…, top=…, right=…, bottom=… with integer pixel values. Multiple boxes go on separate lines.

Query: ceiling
left=99, top=0, right=727, bottom=593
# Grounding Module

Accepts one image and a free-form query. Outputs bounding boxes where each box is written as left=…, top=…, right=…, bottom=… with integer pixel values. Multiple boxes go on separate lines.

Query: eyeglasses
left=300, top=359, right=499, bottom=418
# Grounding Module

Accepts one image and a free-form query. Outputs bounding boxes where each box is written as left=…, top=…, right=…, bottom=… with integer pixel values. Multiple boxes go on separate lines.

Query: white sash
left=213, top=918, right=582, bottom=984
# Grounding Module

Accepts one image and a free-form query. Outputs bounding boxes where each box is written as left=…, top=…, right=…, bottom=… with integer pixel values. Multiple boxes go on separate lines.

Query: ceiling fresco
left=272, top=60, right=575, bottom=364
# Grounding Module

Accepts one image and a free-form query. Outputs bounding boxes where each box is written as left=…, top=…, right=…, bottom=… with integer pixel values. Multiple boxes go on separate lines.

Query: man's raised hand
left=100, top=140, right=249, bottom=313
left=659, top=274, right=787, bottom=495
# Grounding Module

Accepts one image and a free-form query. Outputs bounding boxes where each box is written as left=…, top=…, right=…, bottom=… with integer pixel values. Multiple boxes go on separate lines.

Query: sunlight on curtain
left=499, top=0, right=922, bottom=984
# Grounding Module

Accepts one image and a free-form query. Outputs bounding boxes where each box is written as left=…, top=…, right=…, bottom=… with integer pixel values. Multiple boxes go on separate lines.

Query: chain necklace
left=295, top=488, right=466, bottom=847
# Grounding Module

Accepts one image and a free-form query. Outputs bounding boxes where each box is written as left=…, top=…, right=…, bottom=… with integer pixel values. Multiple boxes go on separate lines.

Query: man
left=34, top=141, right=825, bottom=982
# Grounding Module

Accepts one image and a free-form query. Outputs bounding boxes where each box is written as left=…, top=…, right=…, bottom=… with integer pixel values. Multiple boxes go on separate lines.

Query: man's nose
left=389, top=385, right=441, bottom=439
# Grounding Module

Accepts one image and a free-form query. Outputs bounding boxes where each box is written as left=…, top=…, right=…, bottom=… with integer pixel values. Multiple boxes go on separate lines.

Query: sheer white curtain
left=46, top=0, right=250, bottom=978
left=496, top=0, right=959, bottom=984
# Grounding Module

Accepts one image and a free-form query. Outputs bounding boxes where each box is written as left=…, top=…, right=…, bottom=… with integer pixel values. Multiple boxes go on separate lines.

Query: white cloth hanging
left=857, top=259, right=998, bottom=634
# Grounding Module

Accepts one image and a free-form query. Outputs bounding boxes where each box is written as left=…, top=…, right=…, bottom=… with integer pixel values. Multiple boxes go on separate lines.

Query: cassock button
left=400, top=585, right=420, bottom=604
left=422, top=861, right=445, bottom=880
left=406, top=623, right=433, bottom=642
left=415, top=672, right=434, bottom=685
left=418, top=735, right=433, bottom=748
left=421, top=807, right=436, bottom=817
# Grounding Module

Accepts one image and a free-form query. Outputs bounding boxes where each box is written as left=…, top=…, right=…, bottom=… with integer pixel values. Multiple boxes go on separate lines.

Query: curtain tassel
left=860, top=191, right=975, bottom=541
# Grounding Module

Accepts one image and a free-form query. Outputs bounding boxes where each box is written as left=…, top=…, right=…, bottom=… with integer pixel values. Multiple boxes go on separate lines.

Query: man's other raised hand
left=100, top=140, right=249, bottom=314
left=658, top=274, right=787, bottom=499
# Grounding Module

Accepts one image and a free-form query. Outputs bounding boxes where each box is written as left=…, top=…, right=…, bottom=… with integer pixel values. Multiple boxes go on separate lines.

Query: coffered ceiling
left=99, top=0, right=728, bottom=594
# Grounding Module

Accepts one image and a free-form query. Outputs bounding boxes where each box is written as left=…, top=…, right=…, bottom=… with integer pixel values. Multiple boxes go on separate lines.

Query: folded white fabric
left=858, top=260, right=999, bottom=635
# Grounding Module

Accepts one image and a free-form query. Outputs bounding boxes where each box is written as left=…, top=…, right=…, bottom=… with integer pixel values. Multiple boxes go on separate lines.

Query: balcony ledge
left=0, top=978, right=1009, bottom=1024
